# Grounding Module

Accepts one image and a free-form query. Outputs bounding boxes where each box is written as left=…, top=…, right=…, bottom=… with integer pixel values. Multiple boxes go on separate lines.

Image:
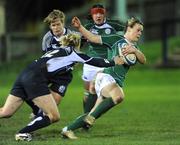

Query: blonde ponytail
left=60, top=33, right=81, bottom=50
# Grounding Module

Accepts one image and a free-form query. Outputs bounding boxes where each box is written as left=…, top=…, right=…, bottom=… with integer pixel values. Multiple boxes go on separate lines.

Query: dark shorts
left=48, top=71, right=73, bottom=97
left=10, top=66, right=50, bottom=101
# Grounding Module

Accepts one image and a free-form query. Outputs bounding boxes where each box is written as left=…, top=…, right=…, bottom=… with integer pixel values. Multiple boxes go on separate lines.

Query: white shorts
left=95, top=73, right=116, bottom=98
left=82, top=64, right=104, bottom=82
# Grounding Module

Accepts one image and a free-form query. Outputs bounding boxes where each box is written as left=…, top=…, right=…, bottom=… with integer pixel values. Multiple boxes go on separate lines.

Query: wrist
left=78, top=25, right=83, bottom=31
left=134, top=49, right=140, bottom=55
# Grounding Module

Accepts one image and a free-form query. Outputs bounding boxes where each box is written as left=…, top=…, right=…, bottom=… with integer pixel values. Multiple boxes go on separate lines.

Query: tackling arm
left=78, top=53, right=115, bottom=67
left=74, top=51, right=124, bottom=67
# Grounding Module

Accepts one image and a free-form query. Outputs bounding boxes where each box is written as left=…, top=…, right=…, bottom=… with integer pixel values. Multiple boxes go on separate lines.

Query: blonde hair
left=124, top=17, right=143, bottom=32
left=44, top=9, right=65, bottom=25
left=60, top=33, right=81, bottom=50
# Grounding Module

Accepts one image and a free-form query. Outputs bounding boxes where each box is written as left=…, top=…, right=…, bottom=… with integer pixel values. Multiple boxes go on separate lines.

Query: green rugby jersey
left=84, top=22, right=117, bottom=58
left=102, top=34, right=137, bottom=87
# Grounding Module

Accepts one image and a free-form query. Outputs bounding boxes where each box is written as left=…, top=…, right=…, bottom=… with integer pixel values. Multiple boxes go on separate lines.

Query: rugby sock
left=83, top=92, right=89, bottom=112
left=66, top=114, right=87, bottom=131
left=84, top=93, right=97, bottom=113
left=90, top=97, right=115, bottom=119
left=35, top=109, right=44, bottom=118
left=18, top=115, right=51, bottom=133
left=26, top=100, right=40, bottom=115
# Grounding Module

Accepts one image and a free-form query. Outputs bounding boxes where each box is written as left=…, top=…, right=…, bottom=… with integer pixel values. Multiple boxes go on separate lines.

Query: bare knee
left=0, top=108, right=13, bottom=118
left=54, top=96, right=61, bottom=105
left=113, top=95, right=124, bottom=104
left=48, top=112, right=60, bottom=123
left=52, top=114, right=60, bottom=123
left=51, top=93, right=62, bottom=105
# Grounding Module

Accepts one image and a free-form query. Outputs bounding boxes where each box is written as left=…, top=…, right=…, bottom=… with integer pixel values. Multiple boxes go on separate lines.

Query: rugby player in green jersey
left=61, top=16, right=146, bottom=139
left=82, top=4, right=124, bottom=114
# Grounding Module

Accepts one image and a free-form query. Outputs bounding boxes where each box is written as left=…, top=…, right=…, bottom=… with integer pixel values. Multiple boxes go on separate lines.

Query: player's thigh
left=0, top=94, right=23, bottom=116
left=101, top=83, right=124, bottom=99
left=50, top=90, right=62, bottom=105
left=95, top=73, right=116, bottom=97
left=33, top=94, right=60, bottom=119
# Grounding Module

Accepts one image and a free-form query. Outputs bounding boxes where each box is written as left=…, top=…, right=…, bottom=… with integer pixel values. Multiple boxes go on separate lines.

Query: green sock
left=90, top=97, right=115, bottom=119
left=67, top=114, right=87, bottom=131
left=84, top=93, right=97, bottom=113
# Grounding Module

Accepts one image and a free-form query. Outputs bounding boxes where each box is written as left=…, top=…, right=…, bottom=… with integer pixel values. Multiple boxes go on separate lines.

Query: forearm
left=86, top=58, right=115, bottom=67
left=78, top=25, right=102, bottom=44
left=135, top=49, right=146, bottom=64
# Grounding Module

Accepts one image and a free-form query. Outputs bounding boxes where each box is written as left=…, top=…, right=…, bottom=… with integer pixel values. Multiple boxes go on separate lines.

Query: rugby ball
left=123, top=53, right=137, bottom=65
left=118, top=43, right=137, bottom=65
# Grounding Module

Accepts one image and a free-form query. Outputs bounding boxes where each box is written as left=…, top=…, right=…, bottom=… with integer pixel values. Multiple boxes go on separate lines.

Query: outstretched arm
left=72, top=17, right=102, bottom=44
left=76, top=52, right=124, bottom=67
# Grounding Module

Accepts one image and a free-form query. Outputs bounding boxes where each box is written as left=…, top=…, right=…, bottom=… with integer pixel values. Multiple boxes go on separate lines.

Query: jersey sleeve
left=42, top=33, right=55, bottom=53
left=73, top=51, right=115, bottom=67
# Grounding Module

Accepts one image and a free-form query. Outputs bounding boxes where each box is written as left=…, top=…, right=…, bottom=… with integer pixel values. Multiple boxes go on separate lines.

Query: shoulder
left=43, top=31, right=53, bottom=40
left=101, top=34, right=123, bottom=47
left=103, top=34, right=123, bottom=40
left=116, top=38, right=129, bottom=48
left=106, top=19, right=125, bottom=32
left=65, top=27, right=72, bottom=34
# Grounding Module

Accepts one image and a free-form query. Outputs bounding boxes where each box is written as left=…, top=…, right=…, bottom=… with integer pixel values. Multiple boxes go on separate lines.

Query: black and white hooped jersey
left=42, top=28, right=71, bottom=53
left=35, top=46, right=115, bottom=77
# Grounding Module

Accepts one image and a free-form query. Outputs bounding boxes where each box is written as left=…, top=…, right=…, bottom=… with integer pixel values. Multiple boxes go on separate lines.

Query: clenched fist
left=72, top=17, right=81, bottom=29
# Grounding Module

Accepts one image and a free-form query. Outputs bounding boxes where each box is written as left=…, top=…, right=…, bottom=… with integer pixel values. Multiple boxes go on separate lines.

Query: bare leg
left=0, top=94, right=23, bottom=118
left=51, top=90, right=62, bottom=105
left=86, top=83, right=124, bottom=123
left=18, top=94, right=60, bottom=134
left=101, top=83, right=124, bottom=104
left=33, top=94, right=60, bottom=123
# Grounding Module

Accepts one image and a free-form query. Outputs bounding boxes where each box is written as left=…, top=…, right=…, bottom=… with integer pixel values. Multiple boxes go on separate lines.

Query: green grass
left=0, top=67, right=180, bottom=145
left=0, top=39, right=180, bottom=144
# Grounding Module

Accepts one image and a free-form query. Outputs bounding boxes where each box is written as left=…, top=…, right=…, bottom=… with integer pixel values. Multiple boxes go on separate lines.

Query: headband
left=90, top=8, right=106, bottom=15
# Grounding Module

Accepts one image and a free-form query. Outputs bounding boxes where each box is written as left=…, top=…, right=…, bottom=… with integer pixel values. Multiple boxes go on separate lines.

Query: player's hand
left=114, top=56, right=124, bottom=65
left=122, top=44, right=136, bottom=56
left=72, top=17, right=81, bottom=29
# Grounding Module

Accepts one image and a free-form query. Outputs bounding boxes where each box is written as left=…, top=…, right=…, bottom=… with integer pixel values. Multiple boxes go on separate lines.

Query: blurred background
left=0, top=0, right=180, bottom=67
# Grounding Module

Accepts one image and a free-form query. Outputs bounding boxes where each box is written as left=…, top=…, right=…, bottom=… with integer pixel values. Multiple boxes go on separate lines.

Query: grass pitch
left=0, top=67, right=180, bottom=145
left=0, top=38, right=180, bottom=144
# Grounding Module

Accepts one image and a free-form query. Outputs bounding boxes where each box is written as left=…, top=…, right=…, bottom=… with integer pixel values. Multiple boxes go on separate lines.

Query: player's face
left=129, top=23, right=143, bottom=42
left=92, top=13, right=105, bottom=25
left=50, top=18, right=64, bottom=37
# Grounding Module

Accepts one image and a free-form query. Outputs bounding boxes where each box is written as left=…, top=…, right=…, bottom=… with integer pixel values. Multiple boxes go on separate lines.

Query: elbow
left=139, top=57, right=146, bottom=64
